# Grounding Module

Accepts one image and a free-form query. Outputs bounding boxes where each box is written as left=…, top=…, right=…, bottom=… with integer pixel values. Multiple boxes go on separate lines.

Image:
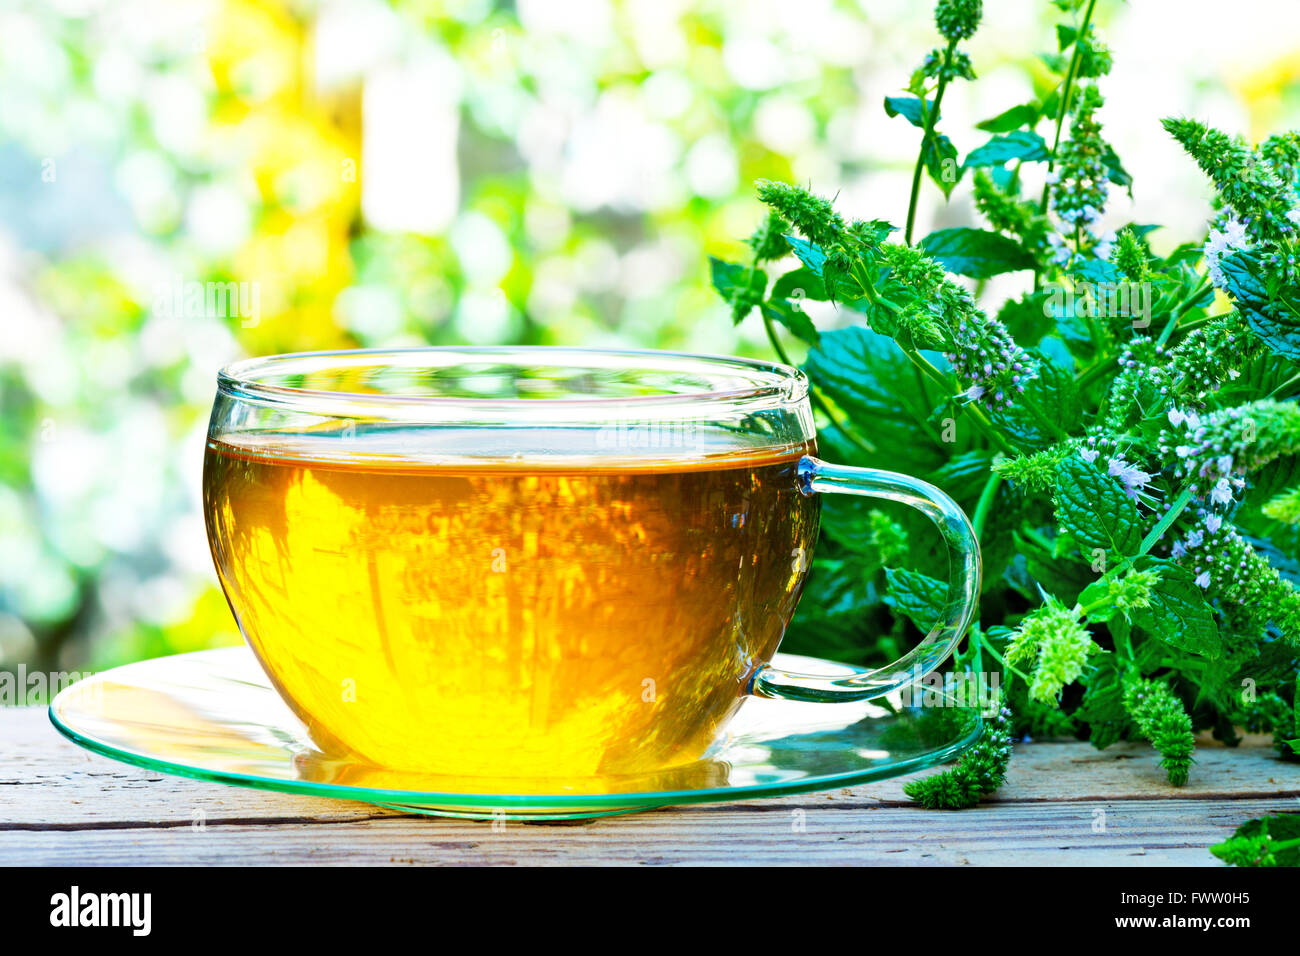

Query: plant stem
left=761, top=309, right=876, bottom=456
left=972, top=470, right=1004, bottom=539
left=904, top=39, right=958, bottom=246
left=1269, top=369, right=1300, bottom=399
left=1155, top=276, right=1215, bottom=346
left=760, top=308, right=793, bottom=366
left=1039, top=0, right=1097, bottom=215
left=979, top=632, right=1031, bottom=684
left=1075, top=353, right=1118, bottom=389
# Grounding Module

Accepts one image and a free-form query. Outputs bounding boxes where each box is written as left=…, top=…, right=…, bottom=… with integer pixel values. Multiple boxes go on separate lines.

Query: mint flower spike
left=1263, top=487, right=1300, bottom=524
left=874, top=243, right=1036, bottom=407
left=934, top=0, right=983, bottom=43
left=1261, top=131, right=1300, bottom=188
left=745, top=212, right=792, bottom=263
left=1160, top=399, right=1300, bottom=486
left=1105, top=313, right=1260, bottom=428
left=754, top=180, right=848, bottom=249
left=1112, top=228, right=1151, bottom=281
left=973, top=170, right=1048, bottom=259
left=1122, top=677, right=1195, bottom=786
left=1152, top=399, right=1300, bottom=638
left=903, top=691, right=1011, bottom=810
left=1049, top=84, right=1111, bottom=260
left=1210, top=818, right=1300, bottom=867
left=754, top=178, right=1037, bottom=412
left=1162, top=117, right=1298, bottom=242
left=1005, top=598, right=1096, bottom=706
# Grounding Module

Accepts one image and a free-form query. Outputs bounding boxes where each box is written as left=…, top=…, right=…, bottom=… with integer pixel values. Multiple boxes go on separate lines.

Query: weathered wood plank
left=3, top=798, right=1291, bottom=866
left=4, top=707, right=1295, bottom=865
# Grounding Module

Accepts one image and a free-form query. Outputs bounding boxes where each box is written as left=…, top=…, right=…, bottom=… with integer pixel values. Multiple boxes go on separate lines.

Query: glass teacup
left=203, top=348, right=980, bottom=777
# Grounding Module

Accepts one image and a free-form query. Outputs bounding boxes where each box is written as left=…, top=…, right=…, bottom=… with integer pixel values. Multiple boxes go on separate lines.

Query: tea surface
left=204, top=427, right=819, bottom=776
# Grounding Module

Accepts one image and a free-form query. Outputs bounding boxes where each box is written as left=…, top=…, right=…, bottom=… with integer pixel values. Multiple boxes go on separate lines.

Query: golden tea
left=204, top=427, right=819, bottom=777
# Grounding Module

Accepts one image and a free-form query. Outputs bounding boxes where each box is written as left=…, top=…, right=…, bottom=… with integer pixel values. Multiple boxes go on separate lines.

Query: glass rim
left=217, top=346, right=809, bottom=413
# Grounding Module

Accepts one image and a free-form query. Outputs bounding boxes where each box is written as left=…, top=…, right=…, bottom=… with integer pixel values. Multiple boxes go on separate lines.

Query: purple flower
left=1107, top=456, right=1153, bottom=499
left=1210, top=477, right=1234, bottom=507
left=1194, top=571, right=1211, bottom=588
left=1080, top=447, right=1099, bottom=463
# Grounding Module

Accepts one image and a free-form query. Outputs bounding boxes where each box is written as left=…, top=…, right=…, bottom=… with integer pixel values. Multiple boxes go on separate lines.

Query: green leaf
left=1071, top=258, right=1121, bottom=285
left=709, top=257, right=765, bottom=322
left=964, top=131, right=1049, bottom=168
left=1221, top=250, right=1300, bottom=360
left=927, top=451, right=997, bottom=503
left=803, top=327, right=949, bottom=472
left=782, top=237, right=863, bottom=302
left=1211, top=813, right=1300, bottom=867
left=920, top=227, right=1036, bottom=279
left=996, top=292, right=1055, bottom=347
left=783, top=556, right=883, bottom=663
left=884, top=95, right=938, bottom=128
left=1022, top=549, right=1097, bottom=605
left=884, top=567, right=945, bottom=634
left=1053, top=456, right=1144, bottom=557
left=760, top=299, right=819, bottom=346
left=922, top=132, right=961, bottom=198
left=989, top=351, right=1080, bottom=450
left=1244, top=455, right=1300, bottom=511
left=975, top=103, right=1039, bottom=133
left=1129, top=557, right=1221, bottom=659
left=771, top=267, right=827, bottom=301
left=1102, top=144, right=1132, bottom=190
left=784, top=236, right=827, bottom=274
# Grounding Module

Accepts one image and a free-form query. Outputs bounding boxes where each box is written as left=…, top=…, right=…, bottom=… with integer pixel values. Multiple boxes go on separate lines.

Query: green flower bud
left=934, top=0, right=982, bottom=43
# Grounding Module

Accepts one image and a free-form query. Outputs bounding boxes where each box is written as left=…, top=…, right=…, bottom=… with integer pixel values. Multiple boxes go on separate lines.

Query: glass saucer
left=50, top=647, right=981, bottom=819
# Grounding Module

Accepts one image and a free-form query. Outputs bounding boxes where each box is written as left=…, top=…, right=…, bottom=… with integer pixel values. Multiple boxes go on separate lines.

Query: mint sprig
left=708, top=0, right=1300, bottom=828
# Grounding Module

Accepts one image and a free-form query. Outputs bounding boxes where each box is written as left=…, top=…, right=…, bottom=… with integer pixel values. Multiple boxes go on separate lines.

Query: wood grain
left=4, top=707, right=1297, bottom=866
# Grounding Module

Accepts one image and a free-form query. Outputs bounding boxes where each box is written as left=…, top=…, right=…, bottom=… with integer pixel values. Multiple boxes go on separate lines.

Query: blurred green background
left=2, top=0, right=1298, bottom=684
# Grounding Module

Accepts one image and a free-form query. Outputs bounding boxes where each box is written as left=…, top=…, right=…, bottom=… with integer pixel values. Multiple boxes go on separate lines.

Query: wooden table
left=3, top=707, right=1296, bottom=865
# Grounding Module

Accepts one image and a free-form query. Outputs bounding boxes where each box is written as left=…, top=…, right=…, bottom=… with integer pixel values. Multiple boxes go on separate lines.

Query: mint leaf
left=771, top=267, right=827, bottom=302
left=1129, top=557, right=1221, bottom=659
left=1071, top=258, right=1121, bottom=285
left=884, top=95, right=939, bottom=128
left=1221, top=249, right=1300, bottom=361
left=783, top=556, right=881, bottom=663
left=1103, top=144, right=1132, bottom=190
left=920, top=227, right=1036, bottom=278
left=1211, top=814, right=1300, bottom=867
left=804, top=327, right=949, bottom=472
left=922, top=132, right=961, bottom=198
left=782, top=237, right=863, bottom=301
left=884, top=567, right=945, bottom=634
left=709, top=257, right=766, bottom=322
left=784, top=236, right=826, bottom=274
left=976, top=103, right=1039, bottom=133
left=760, top=299, right=819, bottom=346
left=1053, top=457, right=1144, bottom=557
left=964, top=131, right=1049, bottom=168
left=990, top=351, right=1079, bottom=450
left=1023, top=550, right=1096, bottom=605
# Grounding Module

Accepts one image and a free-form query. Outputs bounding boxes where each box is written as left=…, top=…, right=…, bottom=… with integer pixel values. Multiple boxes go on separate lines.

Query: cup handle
left=749, top=456, right=982, bottom=703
